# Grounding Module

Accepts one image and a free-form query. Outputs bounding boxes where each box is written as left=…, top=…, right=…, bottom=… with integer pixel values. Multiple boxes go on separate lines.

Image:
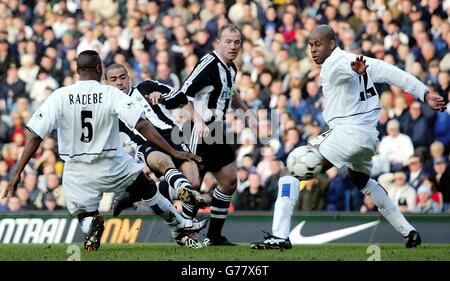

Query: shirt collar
left=213, top=51, right=232, bottom=68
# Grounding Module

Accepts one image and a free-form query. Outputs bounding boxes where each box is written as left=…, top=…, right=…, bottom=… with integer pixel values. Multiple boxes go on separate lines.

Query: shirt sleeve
left=111, top=87, right=144, bottom=130
left=181, top=55, right=213, bottom=102
left=365, top=57, right=428, bottom=101
left=325, top=54, right=360, bottom=83
left=26, top=92, right=59, bottom=138
left=136, top=80, right=187, bottom=109
left=136, top=80, right=172, bottom=95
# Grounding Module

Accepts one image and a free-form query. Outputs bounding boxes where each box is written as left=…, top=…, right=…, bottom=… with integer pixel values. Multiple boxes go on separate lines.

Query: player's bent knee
left=180, top=161, right=201, bottom=189
left=217, top=176, right=237, bottom=194
left=348, top=169, right=370, bottom=190
left=188, top=176, right=201, bottom=190
left=127, top=172, right=158, bottom=201
left=147, top=152, right=175, bottom=172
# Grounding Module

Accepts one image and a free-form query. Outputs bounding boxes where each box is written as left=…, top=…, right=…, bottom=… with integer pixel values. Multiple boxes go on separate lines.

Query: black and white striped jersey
left=119, top=80, right=187, bottom=146
left=181, top=51, right=237, bottom=124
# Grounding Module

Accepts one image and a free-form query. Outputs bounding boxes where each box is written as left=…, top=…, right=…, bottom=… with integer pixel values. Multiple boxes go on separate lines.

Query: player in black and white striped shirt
left=181, top=24, right=255, bottom=246
left=105, top=64, right=207, bottom=248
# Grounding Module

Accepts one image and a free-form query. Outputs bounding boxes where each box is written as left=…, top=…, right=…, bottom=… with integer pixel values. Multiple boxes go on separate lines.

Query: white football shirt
left=320, top=47, right=428, bottom=128
left=27, top=80, right=144, bottom=163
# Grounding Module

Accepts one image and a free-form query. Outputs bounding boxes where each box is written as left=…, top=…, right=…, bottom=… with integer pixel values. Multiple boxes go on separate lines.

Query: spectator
left=421, top=176, right=444, bottom=211
left=379, top=171, right=417, bottom=213
left=0, top=180, right=8, bottom=211
left=401, top=101, right=434, bottom=148
left=378, top=119, right=414, bottom=171
left=434, top=108, right=450, bottom=149
left=424, top=141, right=445, bottom=175
left=415, top=185, right=441, bottom=214
left=398, top=198, right=409, bottom=213
left=255, top=145, right=276, bottom=186
left=236, top=166, right=249, bottom=193
left=325, top=167, right=353, bottom=211
left=298, top=174, right=329, bottom=211
left=29, top=68, right=58, bottom=105
left=405, top=154, right=429, bottom=190
left=15, top=186, right=35, bottom=210
left=6, top=196, right=21, bottom=212
left=44, top=172, right=65, bottom=208
left=236, top=173, right=271, bottom=210
left=433, top=157, right=450, bottom=212
left=1, top=64, right=27, bottom=112
left=276, top=127, right=301, bottom=164
left=43, top=193, right=62, bottom=211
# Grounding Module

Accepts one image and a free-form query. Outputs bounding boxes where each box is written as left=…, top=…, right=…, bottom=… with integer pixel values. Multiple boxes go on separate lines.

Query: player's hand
left=425, top=91, right=447, bottom=112
left=195, top=121, right=210, bottom=138
left=145, top=92, right=163, bottom=105
left=173, top=151, right=202, bottom=163
left=351, top=56, right=369, bottom=75
left=2, top=174, right=20, bottom=199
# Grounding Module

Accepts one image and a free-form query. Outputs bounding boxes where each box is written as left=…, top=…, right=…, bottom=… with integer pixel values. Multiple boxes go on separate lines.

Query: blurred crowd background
left=0, top=0, right=449, bottom=215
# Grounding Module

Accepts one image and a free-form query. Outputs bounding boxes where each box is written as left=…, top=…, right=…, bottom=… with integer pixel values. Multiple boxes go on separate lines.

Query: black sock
left=164, top=168, right=193, bottom=193
left=207, top=188, right=232, bottom=239
left=157, top=180, right=171, bottom=200
left=164, top=168, right=196, bottom=218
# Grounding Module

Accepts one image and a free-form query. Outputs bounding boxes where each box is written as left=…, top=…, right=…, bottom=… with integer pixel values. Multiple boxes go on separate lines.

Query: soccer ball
left=287, top=146, right=323, bottom=180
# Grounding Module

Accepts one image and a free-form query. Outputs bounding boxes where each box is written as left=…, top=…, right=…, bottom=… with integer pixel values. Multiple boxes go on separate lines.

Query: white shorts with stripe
left=309, top=125, right=379, bottom=175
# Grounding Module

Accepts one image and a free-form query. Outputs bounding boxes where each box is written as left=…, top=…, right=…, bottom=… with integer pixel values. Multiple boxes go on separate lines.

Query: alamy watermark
left=366, top=244, right=381, bottom=261
left=66, top=244, right=81, bottom=261
left=170, top=107, right=281, bottom=146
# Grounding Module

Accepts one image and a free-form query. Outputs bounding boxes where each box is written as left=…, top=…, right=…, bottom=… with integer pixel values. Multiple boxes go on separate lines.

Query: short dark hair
left=104, top=63, right=128, bottom=79
left=77, top=50, right=101, bottom=72
left=218, top=23, right=243, bottom=41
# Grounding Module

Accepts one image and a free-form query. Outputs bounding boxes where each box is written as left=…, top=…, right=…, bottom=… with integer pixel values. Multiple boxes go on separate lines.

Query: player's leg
left=250, top=175, right=299, bottom=249
left=177, top=160, right=204, bottom=219
left=204, top=161, right=238, bottom=246
left=66, top=197, right=105, bottom=251
left=146, top=150, right=206, bottom=213
left=63, top=163, right=107, bottom=252
left=122, top=171, right=208, bottom=248
left=348, top=168, right=421, bottom=248
left=77, top=211, right=105, bottom=251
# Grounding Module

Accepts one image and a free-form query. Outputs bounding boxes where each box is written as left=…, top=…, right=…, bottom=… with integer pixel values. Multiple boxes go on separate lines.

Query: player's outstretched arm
left=363, top=56, right=430, bottom=103
left=2, top=133, right=43, bottom=198
left=135, top=118, right=201, bottom=163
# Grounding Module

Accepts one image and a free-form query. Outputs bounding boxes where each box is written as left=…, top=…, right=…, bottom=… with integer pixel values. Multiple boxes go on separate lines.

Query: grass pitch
left=0, top=243, right=449, bottom=261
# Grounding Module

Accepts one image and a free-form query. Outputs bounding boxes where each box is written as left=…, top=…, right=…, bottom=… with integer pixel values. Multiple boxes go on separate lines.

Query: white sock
left=80, top=217, right=94, bottom=234
left=142, top=191, right=186, bottom=228
left=361, top=179, right=414, bottom=236
left=272, top=176, right=300, bottom=239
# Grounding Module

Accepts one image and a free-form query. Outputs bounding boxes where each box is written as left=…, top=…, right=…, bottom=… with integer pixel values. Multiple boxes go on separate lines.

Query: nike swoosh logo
left=289, top=220, right=379, bottom=244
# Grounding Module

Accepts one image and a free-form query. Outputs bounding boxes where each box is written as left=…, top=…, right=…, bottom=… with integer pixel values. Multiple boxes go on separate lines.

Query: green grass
left=0, top=243, right=449, bottom=261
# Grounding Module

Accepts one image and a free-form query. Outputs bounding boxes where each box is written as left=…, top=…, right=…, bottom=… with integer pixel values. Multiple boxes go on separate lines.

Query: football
left=287, top=146, right=323, bottom=180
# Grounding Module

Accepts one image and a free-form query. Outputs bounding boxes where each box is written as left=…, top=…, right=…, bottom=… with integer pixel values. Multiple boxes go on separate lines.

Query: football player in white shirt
left=251, top=25, right=446, bottom=249
left=104, top=63, right=207, bottom=248
left=2, top=50, right=207, bottom=251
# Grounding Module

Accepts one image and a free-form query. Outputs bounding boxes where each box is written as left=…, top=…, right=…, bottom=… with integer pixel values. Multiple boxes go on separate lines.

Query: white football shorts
left=309, top=124, right=379, bottom=175
left=62, top=149, right=144, bottom=215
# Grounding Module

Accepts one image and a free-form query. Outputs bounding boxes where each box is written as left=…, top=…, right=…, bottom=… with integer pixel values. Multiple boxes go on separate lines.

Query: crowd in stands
left=0, top=0, right=449, bottom=214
